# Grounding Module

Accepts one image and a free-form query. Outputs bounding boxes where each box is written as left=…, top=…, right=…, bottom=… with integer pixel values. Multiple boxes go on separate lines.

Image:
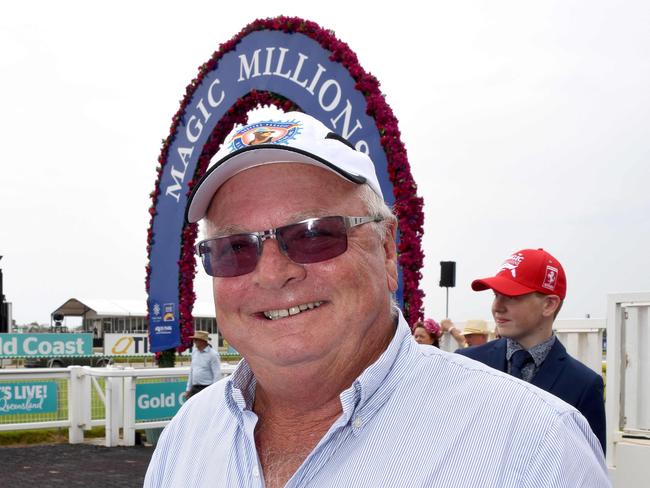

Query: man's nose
left=252, top=238, right=306, bottom=289
left=492, top=295, right=506, bottom=312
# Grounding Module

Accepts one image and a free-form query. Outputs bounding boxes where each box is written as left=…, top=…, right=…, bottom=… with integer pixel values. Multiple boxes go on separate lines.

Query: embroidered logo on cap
left=499, top=253, right=525, bottom=278
left=542, top=265, right=558, bottom=291
left=228, top=120, right=301, bottom=152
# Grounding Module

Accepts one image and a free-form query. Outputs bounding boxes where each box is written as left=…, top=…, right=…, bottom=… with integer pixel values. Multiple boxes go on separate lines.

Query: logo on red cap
left=542, top=265, right=559, bottom=291
left=498, top=253, right=525, bottom=278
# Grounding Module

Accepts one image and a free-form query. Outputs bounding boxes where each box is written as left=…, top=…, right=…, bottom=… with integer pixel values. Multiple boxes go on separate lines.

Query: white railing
left=0, top=364, right=236, bottom=447
left=69, top=366, right=191, bottom=446
left=554, top=319, right=605, bottom=375
left=0, top=368, right=72, bottom=432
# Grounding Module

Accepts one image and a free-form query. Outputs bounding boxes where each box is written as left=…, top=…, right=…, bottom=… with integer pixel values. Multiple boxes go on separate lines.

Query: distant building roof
left=51, top=298, right=215, bottom=319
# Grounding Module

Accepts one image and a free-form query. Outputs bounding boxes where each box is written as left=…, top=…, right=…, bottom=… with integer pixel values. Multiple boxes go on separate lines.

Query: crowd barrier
left=0, top=364, right=235, bottom=447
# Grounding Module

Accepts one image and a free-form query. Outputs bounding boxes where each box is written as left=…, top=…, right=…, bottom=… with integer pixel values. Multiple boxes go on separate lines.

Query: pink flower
left=423, top=319, right=441, bottom=337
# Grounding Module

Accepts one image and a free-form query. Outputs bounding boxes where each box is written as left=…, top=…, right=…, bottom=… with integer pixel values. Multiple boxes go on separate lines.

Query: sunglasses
left=196, top=215, right=383, bottom=277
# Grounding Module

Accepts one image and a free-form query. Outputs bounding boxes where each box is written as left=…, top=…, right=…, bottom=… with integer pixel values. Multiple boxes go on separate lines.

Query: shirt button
left=352, top=416, right=362, bottom=429
left=253, top=467, right=260, bottom=478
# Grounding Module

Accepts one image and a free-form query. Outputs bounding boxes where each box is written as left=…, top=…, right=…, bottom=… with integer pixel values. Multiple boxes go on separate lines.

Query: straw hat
left=462, top=320, right=489, bottom=336
left=189, top=330, right=210, bottom=342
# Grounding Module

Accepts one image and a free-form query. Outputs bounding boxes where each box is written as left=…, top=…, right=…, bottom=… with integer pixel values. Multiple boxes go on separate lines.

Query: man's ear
left=383, top=219, right=399, bottom=293
left=541, top=295, right=562, bottom=318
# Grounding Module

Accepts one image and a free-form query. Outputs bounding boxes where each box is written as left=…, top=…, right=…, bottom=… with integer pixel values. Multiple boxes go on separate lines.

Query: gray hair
left=356, top=183, right=397, bottom=242
left=356, top=184, right=400, bottom=319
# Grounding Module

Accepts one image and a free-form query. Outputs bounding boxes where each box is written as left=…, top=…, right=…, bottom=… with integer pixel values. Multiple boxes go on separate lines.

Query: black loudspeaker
left=439, top=261, right=456, bottom=288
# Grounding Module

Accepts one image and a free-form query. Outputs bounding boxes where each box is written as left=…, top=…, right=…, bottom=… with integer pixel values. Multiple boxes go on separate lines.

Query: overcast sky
left=1, top=1, right=649, bottom=326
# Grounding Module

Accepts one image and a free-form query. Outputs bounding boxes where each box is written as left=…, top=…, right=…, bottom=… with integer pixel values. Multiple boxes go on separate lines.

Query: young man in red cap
left=457, top=248, right=606, bottom=454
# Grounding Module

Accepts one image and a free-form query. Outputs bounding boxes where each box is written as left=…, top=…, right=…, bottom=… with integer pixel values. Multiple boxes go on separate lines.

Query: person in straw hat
left=441, top=318, right=490, bottom=349
left=185, top=330, right=222, bottom=399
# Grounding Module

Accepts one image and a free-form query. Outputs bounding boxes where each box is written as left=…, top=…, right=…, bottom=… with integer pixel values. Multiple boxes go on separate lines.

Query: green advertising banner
left=135, top=381, right=187, bottom=421
left=0, top=333, right=93, bottom=358
left=0, top=381, right=58, bottom=415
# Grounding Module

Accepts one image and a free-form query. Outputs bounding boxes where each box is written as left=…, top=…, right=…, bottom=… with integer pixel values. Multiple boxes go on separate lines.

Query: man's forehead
left=210, top=208, right=337, bottom=235
left=204, top=163, right=364, bottom=232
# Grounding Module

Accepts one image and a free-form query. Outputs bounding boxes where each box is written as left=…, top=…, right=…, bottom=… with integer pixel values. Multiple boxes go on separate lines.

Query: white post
left=81, top=368, right=92, bottom=431
left=606, top=295, right=624, bottom=468
left=68, top=366, right=85, bottom=443
left=105, top=373, right=123, bottom=447
left=122, top=369, right=136, bottom=446
left=105, top=373, right=114, bottom=447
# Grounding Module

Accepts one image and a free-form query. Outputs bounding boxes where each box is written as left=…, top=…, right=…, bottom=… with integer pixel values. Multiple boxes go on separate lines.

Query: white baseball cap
left=185, top=111, right=384, bottom=223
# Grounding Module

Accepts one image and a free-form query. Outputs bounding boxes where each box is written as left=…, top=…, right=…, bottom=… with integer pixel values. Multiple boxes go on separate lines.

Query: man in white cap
left=145, top=112, right=610, bottom=487
left=184, top=330, right=221, bottom=399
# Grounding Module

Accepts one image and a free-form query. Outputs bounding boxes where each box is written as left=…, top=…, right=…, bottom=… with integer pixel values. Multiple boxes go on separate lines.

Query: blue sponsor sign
left=0, top=333, right=93, bottom=358
left=135, top=381, right=186, bottom=421
left=148, top=29, right=403, bottom=352
left=0, top=382, right=58, bottom=415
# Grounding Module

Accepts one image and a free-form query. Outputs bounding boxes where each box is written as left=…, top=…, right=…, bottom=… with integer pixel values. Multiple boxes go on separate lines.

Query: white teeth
left=263, top=301, right=323, bottom=320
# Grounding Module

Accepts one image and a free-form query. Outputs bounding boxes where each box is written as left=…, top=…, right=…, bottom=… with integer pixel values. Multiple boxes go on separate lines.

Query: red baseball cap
left=471, top=248, right=566, bottom=299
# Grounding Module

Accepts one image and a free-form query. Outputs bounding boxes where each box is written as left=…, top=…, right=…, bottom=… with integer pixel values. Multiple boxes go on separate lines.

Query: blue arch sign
left=147, top=20, right=421, bottom=352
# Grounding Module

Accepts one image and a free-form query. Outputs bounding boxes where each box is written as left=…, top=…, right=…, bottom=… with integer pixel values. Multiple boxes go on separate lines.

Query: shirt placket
left=241, top=409, right=265, bottom=488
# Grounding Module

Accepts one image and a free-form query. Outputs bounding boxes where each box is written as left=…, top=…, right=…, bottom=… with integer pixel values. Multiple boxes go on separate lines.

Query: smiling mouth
left=263, top=301, right=324, bottom=320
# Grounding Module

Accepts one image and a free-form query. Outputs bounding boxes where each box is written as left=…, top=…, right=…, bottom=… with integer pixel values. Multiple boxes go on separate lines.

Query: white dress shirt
left=186, top=345, right=222, bottom=390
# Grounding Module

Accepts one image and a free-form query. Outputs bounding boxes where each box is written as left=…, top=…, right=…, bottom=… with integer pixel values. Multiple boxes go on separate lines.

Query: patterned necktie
left=510, top=349, right=533, bottom=380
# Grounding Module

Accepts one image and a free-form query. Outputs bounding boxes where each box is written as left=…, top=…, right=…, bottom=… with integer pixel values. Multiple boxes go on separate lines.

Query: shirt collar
left=506, top=334, right=556, bottom=367
left=339, top=310, right=409, bottom=426
left=226, top=360, right=256, bottom=413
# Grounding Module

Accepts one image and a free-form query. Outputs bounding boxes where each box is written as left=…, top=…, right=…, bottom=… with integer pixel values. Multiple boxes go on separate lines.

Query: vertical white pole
left=123, top=369, right=136, bottom=446
left=445, top=287, right=449, bottom=318
left=105, top=374, right=114, bottom=447
left=81, top=370, right=91, bottom=432
left=106, top=374, right=123, bottom=447
left=68, top=366, right=85, bottom=443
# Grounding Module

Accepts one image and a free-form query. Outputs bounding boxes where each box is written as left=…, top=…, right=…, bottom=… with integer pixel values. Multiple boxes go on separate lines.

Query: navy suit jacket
left=456, top=338, right=606, bottom=454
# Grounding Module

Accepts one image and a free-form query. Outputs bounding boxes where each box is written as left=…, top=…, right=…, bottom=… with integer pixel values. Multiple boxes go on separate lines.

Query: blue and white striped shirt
left=145, top=311, right=610, bottom=487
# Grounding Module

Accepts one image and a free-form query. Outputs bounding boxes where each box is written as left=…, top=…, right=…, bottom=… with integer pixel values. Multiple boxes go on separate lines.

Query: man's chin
left=495, top=326, right=516, bottom=339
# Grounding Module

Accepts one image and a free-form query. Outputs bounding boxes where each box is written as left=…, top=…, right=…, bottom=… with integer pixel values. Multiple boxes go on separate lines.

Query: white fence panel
left=0, top=363, right=236, bottom=447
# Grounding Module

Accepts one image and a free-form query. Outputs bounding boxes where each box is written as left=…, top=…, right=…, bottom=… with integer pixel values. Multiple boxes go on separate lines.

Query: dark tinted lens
left=279, top=216, right=348, bottom=264
left=200, top=234, right=260, bottom=277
